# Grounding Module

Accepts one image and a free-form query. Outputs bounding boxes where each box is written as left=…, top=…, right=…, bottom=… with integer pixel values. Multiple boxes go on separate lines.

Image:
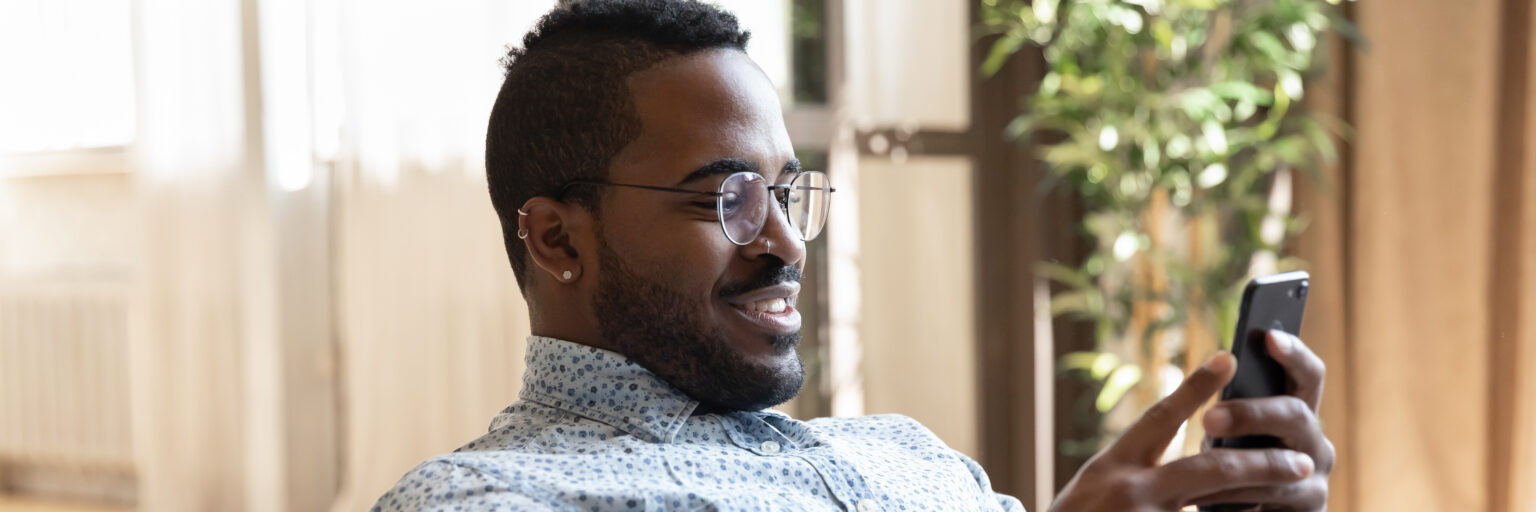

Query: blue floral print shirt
left=373, top=336, right=1024, bottom=511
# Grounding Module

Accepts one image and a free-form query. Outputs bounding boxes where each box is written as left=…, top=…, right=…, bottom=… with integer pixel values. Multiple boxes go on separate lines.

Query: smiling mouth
left=734, top=297, right=791, bottom=314
left=724, top=282, right=802, bottom=336
left=724, top=282, right=800, bottom=312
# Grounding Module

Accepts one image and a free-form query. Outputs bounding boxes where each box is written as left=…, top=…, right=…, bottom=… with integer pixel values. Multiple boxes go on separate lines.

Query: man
left=375, top=1, right=1334, bottom=510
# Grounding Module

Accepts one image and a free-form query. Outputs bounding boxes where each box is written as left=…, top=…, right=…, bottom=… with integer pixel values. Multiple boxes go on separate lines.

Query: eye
left=718, top=191, right=743, bottom=213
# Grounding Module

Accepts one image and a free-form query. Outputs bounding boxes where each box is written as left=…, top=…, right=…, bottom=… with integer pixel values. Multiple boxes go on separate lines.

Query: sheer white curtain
left=131, top=0, right=259, bottom=510
left=322, top=2, right=553, bottom=509
left=132, top=2, right=801, bottom=508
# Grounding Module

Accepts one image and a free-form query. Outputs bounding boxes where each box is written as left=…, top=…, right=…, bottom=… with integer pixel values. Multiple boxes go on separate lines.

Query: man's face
left=591, top=49, right=807, bottom=412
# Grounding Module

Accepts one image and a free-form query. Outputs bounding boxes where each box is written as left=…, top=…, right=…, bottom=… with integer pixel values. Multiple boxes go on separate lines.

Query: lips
left=724, top=282, right=801, bottom=336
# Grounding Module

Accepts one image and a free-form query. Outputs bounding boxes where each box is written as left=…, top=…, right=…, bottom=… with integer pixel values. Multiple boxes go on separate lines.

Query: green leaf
left=1255, top=82, right=1293, bottom=140
left=1301, top=117, right=1339, bottom=166
left=1173, top=0, right=1221, bottom=10
left=1050, top=289, right=1105, bottom=317
left=1151, top=19, right=1175, bottom=49
left=1179, top=88, right=1230, bottom=122
left=1245, top=32, right=1294, bottom=68
left=1209, top=81, right=1275, bottom=105
left=1036, top=260, right=1095, bottom=290
left=1005, top=115, right=1034, bottom=141
left=983, top=32, right=1027, bottom=76
left=1043, top=143, right=1110, bottom=168
left=1268, top=135, right=1312, bottom=167
left=1097, top=364, right=1144, bottom=412
left=1060, top=351, right=1122, bottom=381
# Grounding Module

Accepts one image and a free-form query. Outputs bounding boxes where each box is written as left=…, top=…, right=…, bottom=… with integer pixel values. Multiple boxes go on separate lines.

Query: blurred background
left=1, top=0, right=1533, bottom=511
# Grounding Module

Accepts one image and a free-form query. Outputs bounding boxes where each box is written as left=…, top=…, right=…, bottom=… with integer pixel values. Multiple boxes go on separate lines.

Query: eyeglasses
left=559, top=171, right=835, bottom=246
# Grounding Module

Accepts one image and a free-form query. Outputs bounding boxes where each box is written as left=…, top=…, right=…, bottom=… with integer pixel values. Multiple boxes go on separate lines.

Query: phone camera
left=1291, top=283, right=1309, bottom=300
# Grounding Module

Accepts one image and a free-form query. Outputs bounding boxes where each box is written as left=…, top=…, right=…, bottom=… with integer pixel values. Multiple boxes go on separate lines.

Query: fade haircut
left=487, top=0, right=752, bottom=293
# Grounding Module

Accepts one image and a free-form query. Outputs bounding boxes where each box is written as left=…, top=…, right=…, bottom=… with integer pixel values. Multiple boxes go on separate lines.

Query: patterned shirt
left=373, top=336, right=1024, bottom=511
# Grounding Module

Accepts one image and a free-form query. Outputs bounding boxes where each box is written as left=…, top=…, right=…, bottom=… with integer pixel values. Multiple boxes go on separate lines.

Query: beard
left=592, top=236, right=804, bottom=413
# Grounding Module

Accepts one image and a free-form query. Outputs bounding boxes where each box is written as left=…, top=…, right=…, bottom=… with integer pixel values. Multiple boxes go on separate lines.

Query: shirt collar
left=514, top=336, right=700, bottom=443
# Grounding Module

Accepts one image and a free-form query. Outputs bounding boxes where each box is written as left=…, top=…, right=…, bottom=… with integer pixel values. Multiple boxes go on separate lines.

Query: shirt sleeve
left=954, top=450, right=1028, bottom=512
left=371, top=459, right=549, bottom=512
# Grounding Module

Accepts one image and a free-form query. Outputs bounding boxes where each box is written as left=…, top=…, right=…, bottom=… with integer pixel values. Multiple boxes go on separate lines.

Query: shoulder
left=371, top=457, right=548, bottom=511
left=450, top=400, right=622, bottom=454
left=806, top=413, right=944, bottom=440
left=805, top=413, right=963, bottom=458
left=372, top=402, right=630, bottom=510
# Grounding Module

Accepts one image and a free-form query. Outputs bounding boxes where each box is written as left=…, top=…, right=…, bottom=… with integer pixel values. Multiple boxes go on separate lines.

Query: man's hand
left=1187, top=331, right=1334, bottom=510
left=1049, top=337, right=1331, bottom=512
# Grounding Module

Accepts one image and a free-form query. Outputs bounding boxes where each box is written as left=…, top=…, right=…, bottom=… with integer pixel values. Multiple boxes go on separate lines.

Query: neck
left=528, top=293, right=612, bottom=353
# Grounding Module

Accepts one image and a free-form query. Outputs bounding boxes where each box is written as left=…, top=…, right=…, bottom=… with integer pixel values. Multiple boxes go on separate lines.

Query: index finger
left=1106, top=352, right=1237, bottom=465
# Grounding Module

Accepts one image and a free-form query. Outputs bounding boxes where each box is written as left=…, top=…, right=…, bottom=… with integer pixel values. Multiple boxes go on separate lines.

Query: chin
left=768, top=331, right=801, bottom=353
left=697, top=356, right=806, bottom=413
left=721, top=323, right=801, bottom=358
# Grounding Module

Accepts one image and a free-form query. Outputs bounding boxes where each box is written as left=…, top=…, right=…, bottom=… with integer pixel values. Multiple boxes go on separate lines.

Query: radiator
left=0, top=280, right=135, bottom=502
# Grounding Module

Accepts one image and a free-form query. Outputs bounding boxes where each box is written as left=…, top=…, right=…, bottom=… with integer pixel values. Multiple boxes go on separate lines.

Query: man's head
left=489, top=0, right=811, bottom=413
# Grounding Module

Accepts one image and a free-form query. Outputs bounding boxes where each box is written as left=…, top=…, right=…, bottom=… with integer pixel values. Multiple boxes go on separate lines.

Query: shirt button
left=857, top=499, right=879, bottom=512
left=759, top=440, right=781, bottom=454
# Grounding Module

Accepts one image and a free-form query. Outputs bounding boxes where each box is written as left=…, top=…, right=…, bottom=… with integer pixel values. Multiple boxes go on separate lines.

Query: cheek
left=605, top=214, right=736, bottom=294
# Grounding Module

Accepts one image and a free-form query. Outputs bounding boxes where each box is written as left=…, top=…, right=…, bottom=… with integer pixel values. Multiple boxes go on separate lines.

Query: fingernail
left=1205, top=352, right=1233, bottom=373
left=1204, top=407, right=1231, bottom=433
left=1291, top=452, right=1315, bottom=478
left=1270, top=330, right=1294, bottom=355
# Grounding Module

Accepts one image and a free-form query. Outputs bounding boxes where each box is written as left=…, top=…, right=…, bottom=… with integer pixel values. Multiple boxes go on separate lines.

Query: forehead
left=609, top=49, right=794, bottom=184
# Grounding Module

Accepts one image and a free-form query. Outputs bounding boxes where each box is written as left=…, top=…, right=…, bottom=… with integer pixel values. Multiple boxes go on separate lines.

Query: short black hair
left=486, top=0, right=752, bottom=293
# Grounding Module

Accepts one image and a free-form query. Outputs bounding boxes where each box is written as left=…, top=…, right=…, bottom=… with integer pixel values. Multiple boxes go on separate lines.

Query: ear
left=518, top=197, right=593, bottom=285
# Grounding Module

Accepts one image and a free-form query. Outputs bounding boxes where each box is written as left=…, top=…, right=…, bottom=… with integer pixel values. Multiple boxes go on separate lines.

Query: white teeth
left=742, top=298, right=788, bottom=313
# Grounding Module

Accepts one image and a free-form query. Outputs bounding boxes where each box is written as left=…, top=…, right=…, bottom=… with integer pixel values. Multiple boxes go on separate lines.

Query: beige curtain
left=328, top=165, right=532, bottom=511
left=323, top=2, right=552, bottom=510
left=1294, top=1, right=1536, bottom=511
left=131, top=0, right=268, bottom=510
left=130, top=1, right=552, bottom=509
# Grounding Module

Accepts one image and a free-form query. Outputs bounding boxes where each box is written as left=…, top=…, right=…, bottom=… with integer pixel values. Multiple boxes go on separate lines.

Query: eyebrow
left=674, top=158, right=802, bottom=187
left=780, top=159, right=803, bottom=178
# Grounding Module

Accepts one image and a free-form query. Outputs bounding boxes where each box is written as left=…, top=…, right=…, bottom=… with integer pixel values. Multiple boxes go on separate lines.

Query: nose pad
left=742, top=196, right=805, bottom=266
left=762, top=195, right=797, bottom=239
left=765, top=187, right=799, bottom=238
left=771, top=186, right=791, bottom=214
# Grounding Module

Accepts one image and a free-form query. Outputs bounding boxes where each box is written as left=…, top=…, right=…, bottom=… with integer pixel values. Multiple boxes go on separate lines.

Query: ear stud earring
left=516, top=208, right=530, bottom=240
left=562, top=270, right=573, bottom=281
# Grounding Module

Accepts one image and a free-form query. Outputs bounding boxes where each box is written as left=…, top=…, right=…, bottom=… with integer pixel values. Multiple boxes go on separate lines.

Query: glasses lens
left=787, top=172, right=831, bottom=241
left=719, top=172, right=768, bottom=245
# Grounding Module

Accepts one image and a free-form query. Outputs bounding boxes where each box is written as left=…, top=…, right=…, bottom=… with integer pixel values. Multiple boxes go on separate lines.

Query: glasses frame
left=557, top=171, right=836, bottom=246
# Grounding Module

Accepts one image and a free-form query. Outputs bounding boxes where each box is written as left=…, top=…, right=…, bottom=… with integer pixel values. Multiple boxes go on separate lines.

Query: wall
left=856, top=156, right=978, bottom=457
left=1296, top=1, right=1536, bottom=510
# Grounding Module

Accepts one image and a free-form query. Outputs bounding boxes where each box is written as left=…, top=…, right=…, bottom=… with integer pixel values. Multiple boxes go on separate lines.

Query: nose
left=739, top=197, right=806, bottom=268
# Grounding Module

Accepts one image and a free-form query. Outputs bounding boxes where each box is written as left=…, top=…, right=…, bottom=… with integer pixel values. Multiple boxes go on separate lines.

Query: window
left=0, top=0, right=136, bottom=175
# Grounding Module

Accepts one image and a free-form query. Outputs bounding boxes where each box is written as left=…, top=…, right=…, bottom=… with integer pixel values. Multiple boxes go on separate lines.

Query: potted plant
left=981, top=0, right=1362, bottom=458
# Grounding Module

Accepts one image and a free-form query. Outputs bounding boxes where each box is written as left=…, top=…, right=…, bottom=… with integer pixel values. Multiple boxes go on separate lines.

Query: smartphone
left=1201, top=271, right=1309, bottom=512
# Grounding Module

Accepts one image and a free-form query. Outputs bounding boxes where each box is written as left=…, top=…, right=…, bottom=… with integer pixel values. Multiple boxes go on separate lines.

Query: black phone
left=1200, top=271, right=1309, bottom=512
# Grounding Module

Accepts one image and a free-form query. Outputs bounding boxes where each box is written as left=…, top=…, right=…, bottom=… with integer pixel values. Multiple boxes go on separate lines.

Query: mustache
left=718, top=265, right=802, bottom=298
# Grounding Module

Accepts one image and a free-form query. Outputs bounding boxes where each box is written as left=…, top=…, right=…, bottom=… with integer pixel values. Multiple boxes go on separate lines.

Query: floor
left=0, top=495, right=130, bottom=512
